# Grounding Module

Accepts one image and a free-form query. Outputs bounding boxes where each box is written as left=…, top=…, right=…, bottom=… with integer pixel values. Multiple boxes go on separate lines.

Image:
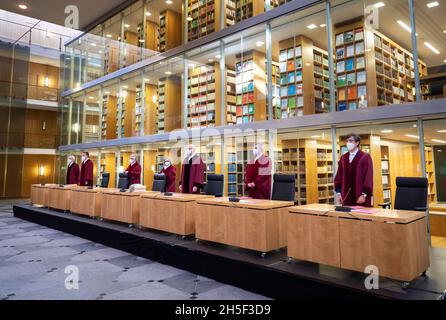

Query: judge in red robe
left=334, top=134, right=374, bottom=207
left=159, top=158, right=176, bottom=192
left=245, top=143, right=272, bottom=199
left=179, top=144, right=205, bottom=194
left=125, top=154, right=142, bottom=187
left=66, top=155, right=80, bottom=185
left=79, top=152, right=94, bottom=187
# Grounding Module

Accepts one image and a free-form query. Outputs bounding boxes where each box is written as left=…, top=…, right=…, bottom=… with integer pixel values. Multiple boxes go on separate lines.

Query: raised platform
left=13, top=204, right=446, bottom=300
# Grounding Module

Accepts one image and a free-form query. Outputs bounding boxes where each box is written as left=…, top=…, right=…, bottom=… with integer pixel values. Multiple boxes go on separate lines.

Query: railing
left=0, top=81, right=59, bottom=102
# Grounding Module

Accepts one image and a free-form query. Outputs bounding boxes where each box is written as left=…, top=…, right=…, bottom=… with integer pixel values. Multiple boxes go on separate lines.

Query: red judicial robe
left=334, top=150, right=373, bottom=207
left=125, top=161, right=142, bottom=187
left=66, top=162, right=80, bottom=185
left=245, top=154, right=272, bottom=199
left=79, top=159, right=94, bottom=187
left=160, top=165, right=176, bottom=192
left=180, top=155, right=205, bottom=194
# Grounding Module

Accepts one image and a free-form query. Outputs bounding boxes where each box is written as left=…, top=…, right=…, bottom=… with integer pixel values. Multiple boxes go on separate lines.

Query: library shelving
left=278, top=139, right=333, bottom=205
left=123, top=31, right=139, bottom=67
left=100, top=153, right=116, bottom=187
left=115, top=90, right=136, bottom=138
left=380, top=145, right=392, bottom=205
left=103, top=41, right=119, bottom=75
left=135, top=86, right=143, bottom=136
left=226, top=68, right=237, bottom=125
left=157, top=77, right=182, bottom=134
left=226, top=141, right=248, bottom=197
left=278, top=35, right=330, bottom=119
left=235, top=0, right=273, bottom=22
left=334, top=18, right=427, bottom=111
left=425, top=146, right=436, bottom=204
left=135, top=83, right=159, bottom=136
left=159, top=10, right=182, bottom=53
left=187, top=64, right=218, bottom=129
left=137, top=20, right=159, bottom=52
left=101, top=95, right=117, bottom=140
left=235, top=50, right=267, bottom=124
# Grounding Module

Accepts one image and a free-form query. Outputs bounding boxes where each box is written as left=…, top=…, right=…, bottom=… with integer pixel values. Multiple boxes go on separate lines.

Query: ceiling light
left=424, top=42, right=440, bottom=54
left=146, top=12, right=152, bottom=16
left=311, top=135, right=321, bottom=138
left=124, top=24, right=130, bottom=28
left=427, top=1, right=439, bottom=8
left=397, top=20, right=417, bottom=35
left=215, top=54, right=221, bottom=59
left=374, top=2, right=385, bottom=8
left=98, top=50, right=102, bottom=54
left=405, top=134, right=419, bottom=139
left=319, top=24, right=326, bottom=28
left=381, top=130, right=393, bottom=133
left=144, top=78, right=150, bottom=82
left=433, top=139, right=446, bottom=143
left=90, top=43, right=96, bottom=46
left=256, top=41, right=264, bottom=47
left=88, top=96, right=95, bottom=100
left=165, top=71, right=172, bottom=75
left=307, top=24, right=317, bottom=30
left=106, top=34, right=112, bottom=38
left=437, top=130, right=446, bottom=133
left=208, top=59, right=213, bottom=62
left=18, top=4, right=27, bottom=10
left=139, top=39, right=145, bottom=43
left=104, top=91, right=110, bottom=95
left=166, top=0, right=173, bottom=4
left=122, top=85, right=128, bottom=89
left=187, top=16, right=193, bottom=21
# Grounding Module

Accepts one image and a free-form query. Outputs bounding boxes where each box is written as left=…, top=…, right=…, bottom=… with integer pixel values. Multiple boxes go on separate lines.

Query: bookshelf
left=278, top=139, right=333, bottom=205
left=334, top=18, right=427, bottom=111
left=425, top=146, right=436, bottom=203
left=104, top=41, right=119, bottom=75
left=135, top=86, right=143, bottom=136
left=235, top=0, right=266, bottom=22
left=137, top=20, right=159, bottom=52
left=226, top=68, right=237, bottom=125
left=159, top=10, right=182, bottom=53
left=278, top=36, right=330, bottom=118
left=157, top=77, right=182, bottom=134
left=235, top=50, right=267, bottom=124
left=226, top=141, right=248, bottom=196
left=115, top=90, right=135, bottom=138
left=143, top=84, right=158, bottom=135
left=380, top=145, right=392, bottom=205
left=123, top=31, right=139, bottom=67
left=101, top=95, right=117, bottom=140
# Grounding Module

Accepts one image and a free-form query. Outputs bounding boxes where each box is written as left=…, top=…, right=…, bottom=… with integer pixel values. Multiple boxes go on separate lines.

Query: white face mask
left=186, top=149, right=192, bottom=157
left=347, top=142, right=357, bottom=152
left=81, top=156, right=87, bottom=162
left=164, top=162, right=171, bottom=168
left=130, top=159, right=136, bottom=165
left=253, top=149, right=259, bottom=157
left=68, top=159, right=73, bottom=165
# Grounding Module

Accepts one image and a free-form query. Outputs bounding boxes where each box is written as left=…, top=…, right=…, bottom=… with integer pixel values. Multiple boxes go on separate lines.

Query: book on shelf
left=355, top=42, right=364, bottom=55
left=288, top=97, right=296, bottom=108
left=357, top=85, right=367, bottom=98
left=296, top=71, right=302, bottom=82
left=295, top=46, right=302, bottom=57
left=338, top=88, right=346, bottom=101
left=296, top=58, right=302, bottom=69
left=357, top=71, right=366, bottom=83
left=288, top=72, right=295, bottom=83
left=347, top=87, right=357, bottom=100
left=338, top=101, right=347, bottom=111
left=336, top=33, right=344, bottom=46
left=337, top=74, right=346, bottom=87
left=346, top=45, right=354, bottom=57
left=344, top=31, right=354, bottom=43
left=337, top=61, right=345, bottom=73
left=288, top=85, right=296, bottom=96
left=287, top=60, right=295, bottom=72
left=346, top=73, right=356, bottom=86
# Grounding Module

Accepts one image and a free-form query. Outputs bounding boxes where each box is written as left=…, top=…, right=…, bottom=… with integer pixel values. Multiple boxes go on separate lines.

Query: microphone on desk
left=229, top=197, right=240, bottom=203
left=335, top=188, right=352, bottom=212
left=164, top=192, right=173, bottom=196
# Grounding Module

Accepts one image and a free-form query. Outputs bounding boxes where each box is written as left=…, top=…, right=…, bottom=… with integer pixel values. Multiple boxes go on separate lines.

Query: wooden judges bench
left=195, top=197, right=295, bottom=254
left=288, top=204, right=430, bottom=283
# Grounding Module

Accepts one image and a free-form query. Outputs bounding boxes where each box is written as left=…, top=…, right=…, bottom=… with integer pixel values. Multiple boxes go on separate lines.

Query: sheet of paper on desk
left=350, top=206, right=381, bottom=214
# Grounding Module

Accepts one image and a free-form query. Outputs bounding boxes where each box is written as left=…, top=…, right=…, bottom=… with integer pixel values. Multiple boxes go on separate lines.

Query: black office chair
left=393, top=177, right=428, bottom=211
left=117, top=173, right=129, bottom=190
left=97, top=173, right=110, bottom=188
left=152, top=174, right=167, bottom=192
left=205, top=174, right=224, bottom=197
left=272, top=174, right=296, bottom=202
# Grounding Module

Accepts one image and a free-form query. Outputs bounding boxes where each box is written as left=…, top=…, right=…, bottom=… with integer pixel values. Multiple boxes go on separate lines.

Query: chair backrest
left=100, top=173, right=110, bottom=188
left=117, top=173, right=129, bottom=190
left=272, top=174, right=296, bottom=202
left=394, top=177, right=428, bottom=211
left=152, top=174, right=166, bottom=192
left=205, top=174, right=224, bottom=197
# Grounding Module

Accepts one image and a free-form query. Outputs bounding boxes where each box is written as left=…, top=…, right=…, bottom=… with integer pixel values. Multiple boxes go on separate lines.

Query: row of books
left=188, top=104, right=216, bottom=113
left=236, top=93, right=254, bottom=105
left=338, top=85, right=367, bottom=101
left=279, top=59, right=303, bottom=73
left=280, top=71, right=303, bottom=84
left=280, top=84, right=303, bottom=97
left=335, top=28, right=364, bottom=46
left=236, top=104, right=255, bottom=116
left=189, top=84, right=216, bottom=94
left=336, top=42, right=364, bottom=60
left=280, top=96, right=304, bottom=108
left=337, top=57, right=365, bottom=73
left=279, top=46, right=302, bottom=61
left=235, top=82, right=254, bottom=94
left=337, top=71, right=366, bottom=87
left=338, top=99, right=367, bottom=111
left=188, top=92, right=216, bottom=102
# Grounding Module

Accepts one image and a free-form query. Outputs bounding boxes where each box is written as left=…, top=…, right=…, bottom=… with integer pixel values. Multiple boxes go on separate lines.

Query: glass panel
left=270, top=3, right=328, bottom=118
left=84, top=88, right=102, bottom=143
left=101, top=81, right=120, bottom=141
left=71, top=93, right=84, bottom=144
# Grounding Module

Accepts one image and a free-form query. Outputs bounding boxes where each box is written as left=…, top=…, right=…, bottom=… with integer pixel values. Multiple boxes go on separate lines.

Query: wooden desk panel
left=30, top=184, right=54, bottom=206
left=287, top=212, right=341, bottom=267
left=196, top=198, right=294, bottom=253
left=46, top=185, right=77, bottom=211
left=70, top=188, right=116, bottom=217
left=100, top=191, right=150, bottom=224
left=140, top=193, right=213, bottom=236
left=288, top=204, right=430, bottom=282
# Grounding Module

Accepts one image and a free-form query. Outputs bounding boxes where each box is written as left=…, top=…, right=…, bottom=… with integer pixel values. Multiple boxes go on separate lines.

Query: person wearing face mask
left=179, top=144, right=205, bottom=194
left=245, top=143, right=272, bottom=199
left=159, top=158, right=176, bottom=192
left=334, top=133, right=373, bottom=207
left=125, top=154, right=142, bottom=188
left=79, top=152, right=94, bottom=187
left=66, top=155, right=80, bottom=185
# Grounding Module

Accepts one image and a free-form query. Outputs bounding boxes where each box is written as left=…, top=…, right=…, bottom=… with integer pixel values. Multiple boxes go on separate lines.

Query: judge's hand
left=357, top=195, right=366, bottom=205
left=248, top=183, right=255, bottom=188
left=179, top=185, right=182, bottom=192
left=192, top=186, right=198, bottom=193
left=337, top=193, right=343, bottom=205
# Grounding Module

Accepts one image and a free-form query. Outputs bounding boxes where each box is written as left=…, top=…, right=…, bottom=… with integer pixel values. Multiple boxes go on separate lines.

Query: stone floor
left=0, top=199, right=269, bottom=300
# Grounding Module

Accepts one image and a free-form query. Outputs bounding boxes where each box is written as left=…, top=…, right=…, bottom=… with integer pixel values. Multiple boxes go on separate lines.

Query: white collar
left=349, top=149, right=359, bottom=157
left=255, top=153, right=263, bottom=162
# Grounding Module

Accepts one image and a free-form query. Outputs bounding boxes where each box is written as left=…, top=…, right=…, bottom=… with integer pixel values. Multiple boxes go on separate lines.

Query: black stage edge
left=13, top=204, right=445, bottom=300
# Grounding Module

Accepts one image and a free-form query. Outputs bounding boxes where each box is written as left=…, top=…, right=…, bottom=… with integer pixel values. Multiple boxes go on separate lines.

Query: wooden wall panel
left=21, top=154, right=55, bottom=198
